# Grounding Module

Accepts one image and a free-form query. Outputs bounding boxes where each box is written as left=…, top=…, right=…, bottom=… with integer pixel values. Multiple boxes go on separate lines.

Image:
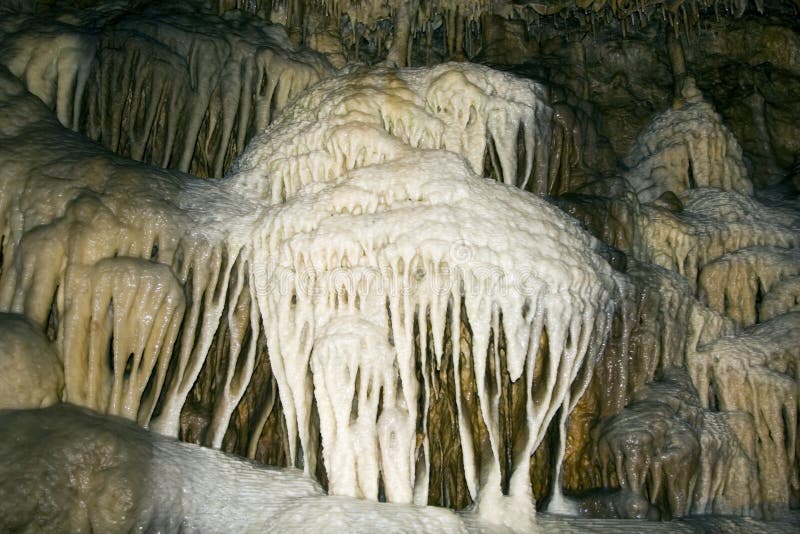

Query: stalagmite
left=311, top=316, right=413, bottom=502
left=625, top=78, right=752, bottom=203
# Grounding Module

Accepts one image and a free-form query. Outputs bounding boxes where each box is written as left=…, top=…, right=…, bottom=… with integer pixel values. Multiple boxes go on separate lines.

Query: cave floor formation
left=0, top=1, right=798, bottom=532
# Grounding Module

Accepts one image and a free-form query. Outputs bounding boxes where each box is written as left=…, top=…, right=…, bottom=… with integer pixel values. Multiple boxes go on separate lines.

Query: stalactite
left=2, top=2, right=797, bottom=528
left=0, top=57, right=622, bottom=524
left=233, top=62, right=553, bottom=198
left=61, top=257, right=186, bottom=425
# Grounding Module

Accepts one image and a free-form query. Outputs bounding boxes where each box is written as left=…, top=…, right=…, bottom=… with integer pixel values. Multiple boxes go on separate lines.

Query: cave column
left=386, top=1, right=420, bottom=67
left=288, top=0, right=305, bottom=45
left=453, top=11, right=465, bottom=61
left=667, top=30, right=687, bottom=97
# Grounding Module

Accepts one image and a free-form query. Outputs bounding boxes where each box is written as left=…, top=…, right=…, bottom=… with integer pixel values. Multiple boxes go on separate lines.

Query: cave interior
left=0, top=0, right=799, bottom=532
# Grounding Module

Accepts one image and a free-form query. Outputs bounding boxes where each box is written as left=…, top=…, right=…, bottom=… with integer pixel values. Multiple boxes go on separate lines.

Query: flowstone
left=0, top=404, right=471, bottom=533
left=688, top=312, right=800, bottom=514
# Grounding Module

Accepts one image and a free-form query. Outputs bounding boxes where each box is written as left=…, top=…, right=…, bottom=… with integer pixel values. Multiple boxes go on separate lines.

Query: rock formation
left=0, top=0, right=798, bottom=531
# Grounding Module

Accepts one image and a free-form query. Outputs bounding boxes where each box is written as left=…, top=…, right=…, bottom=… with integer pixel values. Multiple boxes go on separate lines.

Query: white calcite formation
left=2, top=3, right=798, bottom=528
left=249, top=146, right=617, bottom=518
left=0, top=4, right=332, bottom=176
left=232, top=61, right=554, bottom=197
left=624, top=78, right=752, bottom=203
left=0, top=54, right=618, bottom=530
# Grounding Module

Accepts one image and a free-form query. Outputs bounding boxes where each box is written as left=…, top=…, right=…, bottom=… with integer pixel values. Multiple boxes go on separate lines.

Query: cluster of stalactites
left=0, top=173, right=259, bottom=441
left=0, top=59, right=620, bottom=522
left=687, top=312, right=800, bottom=515
left=230, top=62, right=553, bottom=201
left=581, top=58, right=798, bottom=518
left=0, top=66, right=271, bottom=449
left=219, top=0, right=769, bottom=60
left=0, top=5, right=332, bottom=177
left=244, top=146, right=618, bottom=516
left=224, top=0, right=492, bottom=58
left=626, top=103, right=799, bottom=513
left=698, top=247, right=800, bottom=328
left=637, top=188, right=800, bottom=292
